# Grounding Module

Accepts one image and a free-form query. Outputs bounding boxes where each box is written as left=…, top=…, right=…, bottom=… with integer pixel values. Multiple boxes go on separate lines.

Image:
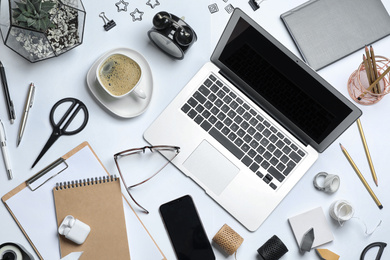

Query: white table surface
left=1, top=0, right=390, bottom=259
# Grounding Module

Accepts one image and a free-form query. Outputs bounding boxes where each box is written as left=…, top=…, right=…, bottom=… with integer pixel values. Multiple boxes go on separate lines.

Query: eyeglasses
left=114, top=145, right=180, bottom=214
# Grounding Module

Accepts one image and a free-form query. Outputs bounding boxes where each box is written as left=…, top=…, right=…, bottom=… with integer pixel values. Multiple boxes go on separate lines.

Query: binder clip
left=99, top=12, right=116, bottom=31
left=248, top=0, right=265, bottom=11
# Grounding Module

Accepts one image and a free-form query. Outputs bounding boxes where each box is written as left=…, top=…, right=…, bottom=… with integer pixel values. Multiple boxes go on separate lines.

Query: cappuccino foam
left=98, top=54, right=141, bottom=96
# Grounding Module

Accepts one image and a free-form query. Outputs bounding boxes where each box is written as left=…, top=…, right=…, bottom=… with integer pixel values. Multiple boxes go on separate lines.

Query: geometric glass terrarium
left=0, top=0, right=85, bottom=62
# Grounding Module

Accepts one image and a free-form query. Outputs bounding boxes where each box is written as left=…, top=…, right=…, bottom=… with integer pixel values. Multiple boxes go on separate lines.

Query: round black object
left=174, top=26, right=194, bottom=46
left=257, top=235, right=288, bottom=260
left=3, top=251, right=16, bottom=260
left=152, top=12, right=171, bottom=30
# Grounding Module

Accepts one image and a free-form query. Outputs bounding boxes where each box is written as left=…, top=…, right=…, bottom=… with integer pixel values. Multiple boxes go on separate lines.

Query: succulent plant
left=12, top=0, right=56, bottom=32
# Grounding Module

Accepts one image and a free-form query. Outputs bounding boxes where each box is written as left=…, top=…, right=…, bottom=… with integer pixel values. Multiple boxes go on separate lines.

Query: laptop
left=144, top=8, right=361, bottom=231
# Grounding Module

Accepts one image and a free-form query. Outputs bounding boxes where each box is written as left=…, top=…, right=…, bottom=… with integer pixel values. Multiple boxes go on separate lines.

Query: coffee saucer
left=86, top=48, right=153, bottom=118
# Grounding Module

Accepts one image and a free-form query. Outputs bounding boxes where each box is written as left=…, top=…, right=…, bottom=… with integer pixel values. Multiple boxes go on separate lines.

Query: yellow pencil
left=340, top=143, right=382, bottom=209
left=356, top=119, right=378, bottom=186
left=357, top=65, right=390, bottom=100
left=369, top=45, right=381, bottom=94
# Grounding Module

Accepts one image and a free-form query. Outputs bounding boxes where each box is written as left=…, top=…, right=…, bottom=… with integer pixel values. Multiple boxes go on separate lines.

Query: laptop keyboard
left=181, top=73, right=307, bottom=190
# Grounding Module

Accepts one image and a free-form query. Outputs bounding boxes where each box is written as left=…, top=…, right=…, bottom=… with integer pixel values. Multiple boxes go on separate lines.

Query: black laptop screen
left=215, top=16, right=355, bottom=150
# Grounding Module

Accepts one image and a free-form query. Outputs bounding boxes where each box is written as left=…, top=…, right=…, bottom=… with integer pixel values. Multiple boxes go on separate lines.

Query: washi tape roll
left=329, top=200, right=354, bottom=224
left=0, top=244, right=23, bottom=260
left=212, top=224, right=244, bottom=256
left=313, top=172, right=340, bottom=193
left=257, top=235, right=289, bottom=260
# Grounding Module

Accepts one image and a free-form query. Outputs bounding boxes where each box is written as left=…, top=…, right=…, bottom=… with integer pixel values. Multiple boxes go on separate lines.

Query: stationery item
left=148, top=11, right=197, bottom=60
left=2, top=142, right=166, bottom=260
left=347, top=55, right=390, bottom=105
left=146, top=0, right=160, bottom=9
left=248, top=0, right=265, bottom=11
left=99, top=12, right=116, bottom=31
left=288, top=207, right=333, bottom=249
left=339, top=143, right=383, bottom=209
left=53, top=176, right=129, bottom=259
left=58, top=215, right=91, bottom=245
left=0, top=242, right=34, bottom=260
left=0, top=61, right=16, bottom=124
left=313, top=172, right=340, bottom=193
left=358, top=64, right=390, bottom=100
left=329, top=200, right=354, bottom=225
left=212, top=224, right=243, bottom=257
left=115, top=0, right=128, bottom=12
left=17, top=82, right=35, bottom=146
left=280, top=0, right=390, bottom=70
left=0, top=119, right=12, bottom=179
left=257, top=235, right=288, bottom=260
left=130, top=8, right=144, bottom=22
left=300, top=228, right=314, bottom=252
left=144, top=8, right=361, bottom=231
left=370, top=46, right=380, bottom=94
left=32, top=98, right=89, bottom=168
left=315, top=248, right=340, bottom=260
left=360, top=242, right=387, bottom=260
left=356, top=119, right=378, bottom=186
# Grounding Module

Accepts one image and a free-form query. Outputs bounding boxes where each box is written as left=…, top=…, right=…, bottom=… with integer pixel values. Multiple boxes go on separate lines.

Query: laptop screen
left=211, top=9, right=361, bottom=152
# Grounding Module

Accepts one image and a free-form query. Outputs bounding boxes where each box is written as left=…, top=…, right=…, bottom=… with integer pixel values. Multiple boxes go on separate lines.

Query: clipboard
left=2, top=142, right=166, bottom=260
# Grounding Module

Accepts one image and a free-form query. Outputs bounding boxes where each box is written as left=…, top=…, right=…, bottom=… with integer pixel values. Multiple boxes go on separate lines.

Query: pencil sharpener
left=0, top=242, right=34, bottom=260
left=58, top=215, right=91, bottom=245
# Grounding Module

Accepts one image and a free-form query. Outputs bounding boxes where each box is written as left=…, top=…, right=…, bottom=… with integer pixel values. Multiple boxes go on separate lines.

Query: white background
left=1, top=0, right=390, bottom=259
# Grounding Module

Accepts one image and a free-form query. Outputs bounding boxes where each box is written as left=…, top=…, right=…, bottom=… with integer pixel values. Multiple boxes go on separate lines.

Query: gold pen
left=340, top=143, right=382, bottom=209
left=356, top=118, right=377, bottom=186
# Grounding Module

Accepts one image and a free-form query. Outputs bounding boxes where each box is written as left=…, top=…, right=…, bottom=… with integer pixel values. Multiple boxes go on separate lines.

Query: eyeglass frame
left=114, top=145, right=180, bottom=214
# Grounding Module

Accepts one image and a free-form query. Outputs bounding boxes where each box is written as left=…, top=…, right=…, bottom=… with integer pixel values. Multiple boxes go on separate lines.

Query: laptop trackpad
left=183, top=140, right=239, bottom=195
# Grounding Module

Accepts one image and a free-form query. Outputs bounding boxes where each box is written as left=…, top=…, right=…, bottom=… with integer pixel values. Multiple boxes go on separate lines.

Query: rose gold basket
left=347, top=56, right=390, bottom=105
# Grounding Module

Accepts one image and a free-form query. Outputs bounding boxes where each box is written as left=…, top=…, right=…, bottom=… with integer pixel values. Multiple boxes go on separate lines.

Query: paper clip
left=99, top=12, right=116, bottom=31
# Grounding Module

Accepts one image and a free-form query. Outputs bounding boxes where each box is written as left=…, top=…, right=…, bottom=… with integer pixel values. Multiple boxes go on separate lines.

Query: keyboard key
left=230, top=101, right=238, bottom=109
left=298, top=149, right=306, bottom=157
left=236, top=97, right=243, bottom=104
left=229, top=92, right=237, bottom=99
left=221, top=127, right=230, bottom=135
left=268, top=166, right=285, bottom=182
left=256, top=146, right=266, bottom=154
left=188, top=109, right=197, bottom=119
left=264, top=174, right=273, bottom=183
left=217, top=112, right=226, bottom=121
left=204, top=101, right=213, bottom=109
left=199, top=85, right=210, bottom=96
left=275, top=140, right=284, bottom=149
left=181, top=104, right=191, bottom=113
left=236, top=106, right=245, bottom=115
left=230, top=123, right=239, bottom=132
left=260, top=138, right=269, bottom=146
left=215, top=80, right=223, bottom=87
left=254, top=155, right=263, bottom=164
left=248, top=149, right=256, bottom=158
left=209, top=74, right=216, bottom=81
left=250, top=163, right=260, bottom=173
left=210, top=127, right=244, bottom=159
left=291, top=144, right=298, bottom=151
left=256, top=115, right=264, bottom=121
left=194, top=115, right=203, bottom=124
left=234, top=116, right=243, bottom=124
left=223, top=95, right=232, bottom=104
left=209, top=116, right=217, bottom=124
left=280, top=155, right=289, bottom=164
left=202, top=110, right=211, bottom=119
left=256, top=124, right=265, bottom=132
left=237, top=129, right=245, bottom=137
left=273, top=149, right=282, bottom=158
left=283, top=161, right=296, bottom=176
left=215, top=121, right=224, bottom=129
left=203, top=79, right=212, bottom=87
left=276, top=163, right=286, bottom=172
left=242, top=144, right=250, bottom=153
left=210, top=84, right=219, bottom=93
left=263, top=120, right=271, bottom=127
left=250, top=140, right=259, bottom=149
left=263, top=129, right=271, bottom=137
left=208, top=93, right=217, bottom=101
left=282, top=146, right=291, bottom=154
left=247, top=127, right=256, bottom=135
left=228, top=132, right=237, bottom=141
left=267, top=143, right=276, bottom=152
left=284, top=138, right=291, bottom=145
left=195, top=104, right=204, bottom=113
left=242, top=156, right=252, bottom=167
left=215, top=99, right=223, bottom=107
left=217, top=90, right=226, bottom=99
left=193, top=91, right=206, bottom=103
left=270, top=157, right=278, bottom=166
left=263, top=151, right=272, bottom=160
left=223, top=86, right=230, bottom=93
left=224, top=118, right=233, bottom=126
left=210, top=107, right=219, bottom=115
left=227, top=110, right=237, bottom=119
left=270, top=126, right=277, bottom=133
left=243, top=112, right=252, bottom=121
left=201, top=121, right=211, bottom=131
left=221, top=104, right=229, bottom=113
left=243, top=103, right=250, bottom=110
left=249, top=118, right=258, bottom=126
left=269, top=134, right=278, bottom=143
left=243, top=134, right=252, bottom=143
left=270, top=183, right=277, bottom=190
left=241, top=121, right=250, bottom=130
left=188, top=97, right=198, bottom=107
left=289, top=151, right=302, bottom=163
left=256, top=171, right=264, bottom=178
left=254, top=132, right=262, bottom=141
left=234, top=138, right=244, bottom=147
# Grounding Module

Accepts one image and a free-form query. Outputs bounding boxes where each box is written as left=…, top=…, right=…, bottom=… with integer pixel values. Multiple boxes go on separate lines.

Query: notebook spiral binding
left=55, top=175, right=118, bottom=190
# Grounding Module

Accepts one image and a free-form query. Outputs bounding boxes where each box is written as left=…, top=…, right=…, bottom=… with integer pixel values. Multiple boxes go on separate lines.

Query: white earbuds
left=58, top=215, right=90, bottom=244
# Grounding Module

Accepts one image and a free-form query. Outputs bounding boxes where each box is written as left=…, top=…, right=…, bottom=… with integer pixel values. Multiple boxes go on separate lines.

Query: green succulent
left=12, top=0, right=56, bottom=32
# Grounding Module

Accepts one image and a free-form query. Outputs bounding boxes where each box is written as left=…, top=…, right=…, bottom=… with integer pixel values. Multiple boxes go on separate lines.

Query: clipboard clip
left=27, top=158, right=68, bottom=191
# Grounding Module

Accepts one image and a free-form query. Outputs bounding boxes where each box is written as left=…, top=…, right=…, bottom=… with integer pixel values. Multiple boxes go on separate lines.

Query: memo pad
left=288, top=207, right=333, bottom=248
left=281, top=0, right=390, bottom=70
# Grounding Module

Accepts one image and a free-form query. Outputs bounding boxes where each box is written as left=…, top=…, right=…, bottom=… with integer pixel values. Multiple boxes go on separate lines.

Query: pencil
left=362, top=54, right=372, bottom=87
left=369, top=45, right=381, bottom=94
left=340, top=143, right=382, bottom=209
left=356, top=119, right=378, bottom=186
left=365, top=46, right=376, bottom=93
left=357, top=65, right=390, bottom=100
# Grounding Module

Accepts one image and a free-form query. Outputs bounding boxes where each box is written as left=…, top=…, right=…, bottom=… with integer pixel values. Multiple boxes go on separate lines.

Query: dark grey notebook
left=281, top=0, right=390, bottom=70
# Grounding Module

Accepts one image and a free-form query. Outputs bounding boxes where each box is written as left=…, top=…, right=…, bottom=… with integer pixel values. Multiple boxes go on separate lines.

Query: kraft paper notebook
left=53, top=176, right=129, bottom=259
left=281, top=0, right=390, bottom=70
left=2, top=142, right=166, bottom=260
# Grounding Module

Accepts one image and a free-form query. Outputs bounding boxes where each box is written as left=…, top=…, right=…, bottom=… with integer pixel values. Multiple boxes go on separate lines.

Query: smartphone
left=159, top=195, right=215, bottom=260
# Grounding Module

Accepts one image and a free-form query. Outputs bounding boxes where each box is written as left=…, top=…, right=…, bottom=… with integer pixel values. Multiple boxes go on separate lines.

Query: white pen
left=17, top=82, right=35, bottom=146
left=0, top=120, right=12, bottom=179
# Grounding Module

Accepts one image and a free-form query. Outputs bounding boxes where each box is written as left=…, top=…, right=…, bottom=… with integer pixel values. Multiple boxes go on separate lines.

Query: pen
left=356, top=118, right=377, bottom=186
left=0, top=61, right=16, bottom=124
left=0, top=120, right=13, bottom=179
left=17, top=82, right=35, bottom=146
left=340, top=143, right=382, bottom=209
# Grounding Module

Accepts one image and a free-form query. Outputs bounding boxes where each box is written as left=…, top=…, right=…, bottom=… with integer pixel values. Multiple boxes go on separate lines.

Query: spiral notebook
left=53, top=175, right=130, bottom=259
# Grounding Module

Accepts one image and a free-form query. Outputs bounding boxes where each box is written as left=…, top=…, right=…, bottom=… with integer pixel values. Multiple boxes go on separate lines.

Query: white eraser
left=58, top=215, right=91, bottom=245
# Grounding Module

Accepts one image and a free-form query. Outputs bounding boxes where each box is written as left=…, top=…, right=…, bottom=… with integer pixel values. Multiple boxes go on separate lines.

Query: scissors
left=31, top=98, right=89, bottom=168
left=360, top=242, right=387, bottom=260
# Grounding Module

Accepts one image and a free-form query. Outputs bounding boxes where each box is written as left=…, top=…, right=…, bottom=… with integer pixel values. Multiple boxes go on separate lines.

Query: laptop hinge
left=218, top=70, right=309, bottom=148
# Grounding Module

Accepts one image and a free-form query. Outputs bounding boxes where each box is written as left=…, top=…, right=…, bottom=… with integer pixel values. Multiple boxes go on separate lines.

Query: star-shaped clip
left=130, top=8, right=144, bottom=22
left=115, top=0, right=129, bottom=12
left=146, top=0, right=160, bottom=9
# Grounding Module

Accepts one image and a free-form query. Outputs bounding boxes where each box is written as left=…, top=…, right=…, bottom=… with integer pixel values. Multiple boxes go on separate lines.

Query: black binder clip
left=99, top=12, right=116, bottom=31
left=248, top=0, right=265, bottom=11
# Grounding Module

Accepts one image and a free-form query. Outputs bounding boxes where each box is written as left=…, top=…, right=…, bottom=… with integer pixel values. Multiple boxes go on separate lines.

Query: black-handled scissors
left=360, top=242, right=387, bottom=260
left=31, top=98, right=89, bottom=168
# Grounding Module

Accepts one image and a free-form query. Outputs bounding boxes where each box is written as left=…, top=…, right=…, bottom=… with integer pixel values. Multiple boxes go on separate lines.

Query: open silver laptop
left=144, top=8, right=361, bottom=231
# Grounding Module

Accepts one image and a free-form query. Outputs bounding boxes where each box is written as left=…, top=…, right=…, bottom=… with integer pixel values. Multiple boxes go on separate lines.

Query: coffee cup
left=96, top=53, right=146, bottom=99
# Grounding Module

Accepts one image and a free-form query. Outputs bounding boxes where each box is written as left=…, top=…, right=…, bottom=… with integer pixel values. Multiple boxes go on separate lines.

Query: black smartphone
left=159, top=195, right=215, bottom=260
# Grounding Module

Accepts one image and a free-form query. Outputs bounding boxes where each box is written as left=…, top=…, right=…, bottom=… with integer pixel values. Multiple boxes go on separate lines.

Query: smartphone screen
left=159, top=195, right=215, bottom=260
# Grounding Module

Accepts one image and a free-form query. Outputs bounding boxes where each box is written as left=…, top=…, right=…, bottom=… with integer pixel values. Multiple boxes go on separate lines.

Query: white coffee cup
left=96, top=53, right=146, bottom=99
